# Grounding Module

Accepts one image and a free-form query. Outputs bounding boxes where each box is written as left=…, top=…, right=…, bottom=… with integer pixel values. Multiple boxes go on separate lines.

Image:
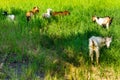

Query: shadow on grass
left=39, top=29, right=103, bottom=66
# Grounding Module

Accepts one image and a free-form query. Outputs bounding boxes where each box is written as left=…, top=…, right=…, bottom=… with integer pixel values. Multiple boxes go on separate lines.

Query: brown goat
left=52, top=11, right=70, bottom=16
left=26, top=7, right=39, bottom=21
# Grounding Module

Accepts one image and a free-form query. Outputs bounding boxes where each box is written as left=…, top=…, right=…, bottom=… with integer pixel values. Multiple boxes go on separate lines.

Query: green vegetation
left=0, top=0, right=120, bottom=79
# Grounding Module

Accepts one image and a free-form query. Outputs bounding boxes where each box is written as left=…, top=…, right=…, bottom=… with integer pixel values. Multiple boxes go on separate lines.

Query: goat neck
left=47, top=10, right=51, bottom=16
left=100, top=38, right=106, bottom=46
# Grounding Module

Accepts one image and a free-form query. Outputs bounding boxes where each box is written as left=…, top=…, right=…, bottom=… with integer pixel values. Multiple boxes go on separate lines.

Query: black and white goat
left=89, top=36, right=112, bottom=64
left=2, top=11, right=15, bottom=21
left=92, top=16, right=113, bottom=29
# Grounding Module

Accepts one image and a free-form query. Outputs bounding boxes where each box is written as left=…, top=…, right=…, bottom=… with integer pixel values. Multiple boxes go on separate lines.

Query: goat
left=89, top=36, right=112, bottom=64
left=26, top=7, right=39, bottom=21
left=42, top=8, right=52, bottom=18
left=52, top=10, right=70, bottom=16
left=2, top=11, right=15, bottom=21
left=92, top=16, right=112, bottom=29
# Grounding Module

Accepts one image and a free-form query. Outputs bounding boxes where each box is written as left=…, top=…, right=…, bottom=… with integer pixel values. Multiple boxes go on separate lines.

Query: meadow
left=0, top=0, right=120, bottom=80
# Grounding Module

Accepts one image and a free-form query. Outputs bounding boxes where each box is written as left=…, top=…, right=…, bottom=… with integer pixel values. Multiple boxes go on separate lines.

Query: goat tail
left=91, top=40, right=95, bottom=49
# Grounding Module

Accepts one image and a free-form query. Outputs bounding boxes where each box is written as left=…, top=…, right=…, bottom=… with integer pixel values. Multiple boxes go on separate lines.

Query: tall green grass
left=0, top=0, right=120, bottom=79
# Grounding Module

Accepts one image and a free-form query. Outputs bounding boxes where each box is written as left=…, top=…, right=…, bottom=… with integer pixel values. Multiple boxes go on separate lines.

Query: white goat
left=2, top=11, right=15, bottom=21
left=89, top=36, right=112, bottom=64
left=42, top=8, right=52, bottom=18
left=92, top=16, right=112, bottom=29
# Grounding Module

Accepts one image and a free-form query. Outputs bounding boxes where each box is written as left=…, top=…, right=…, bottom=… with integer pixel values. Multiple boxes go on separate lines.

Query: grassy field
left=0, top=0, right=120, bottom=80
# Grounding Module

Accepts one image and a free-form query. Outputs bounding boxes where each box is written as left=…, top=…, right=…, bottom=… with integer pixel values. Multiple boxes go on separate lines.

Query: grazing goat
left=89, top=36, right=112, bottom=64
left=92, top=16, right=112, bottom=29
left=2, top=11, right=15, bottom=21
left=42, top=8, right=52, bottom=18
left=26, top=7, right=39, bottom=21
left=52, top=10, right=70, bottom=16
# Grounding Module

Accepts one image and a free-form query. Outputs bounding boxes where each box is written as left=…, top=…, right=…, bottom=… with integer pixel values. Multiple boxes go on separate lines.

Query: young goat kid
left=92, top=16, right=112, bottom=29
left=89, top=36, right=112, bottom=64
left=2, top=11, right=15, bottom=21
left=26, top=7, right=39, bottom=21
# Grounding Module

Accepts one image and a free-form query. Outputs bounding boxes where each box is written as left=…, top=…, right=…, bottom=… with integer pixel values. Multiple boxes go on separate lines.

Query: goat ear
left=97, top=16, right=99, bottom=19
left=92, top=15, right=95, bottom=17
left=4, top=11, right=7, bottom=13
left=33, top=7, right=36, bottom=9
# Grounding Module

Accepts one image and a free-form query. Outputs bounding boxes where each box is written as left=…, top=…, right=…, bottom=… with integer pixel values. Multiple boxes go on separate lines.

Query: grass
left=0, top=0, right=120, bottom=80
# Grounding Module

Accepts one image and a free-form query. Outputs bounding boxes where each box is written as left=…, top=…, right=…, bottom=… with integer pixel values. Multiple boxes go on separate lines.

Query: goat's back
left=102, top=16, right=112, bottom=24
left=7, top=14, right=15, bottom=21
left=89, top=36, right=103, bottom=48
left=52, top=11, right=70, bottom=16
left=26, top=11, right=33, bottom=17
